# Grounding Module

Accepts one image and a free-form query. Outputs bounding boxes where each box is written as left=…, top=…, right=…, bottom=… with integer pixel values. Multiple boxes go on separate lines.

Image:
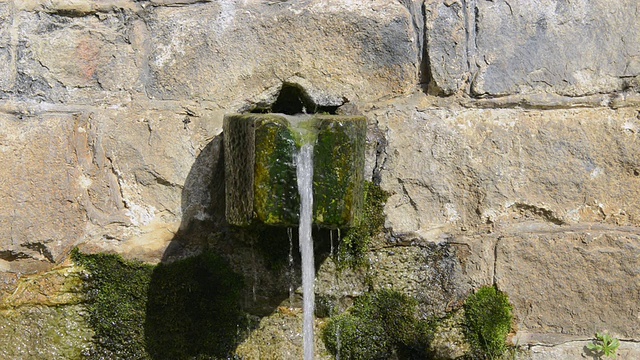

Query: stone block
left=424, top=0, right=468, bottom=94
left=146, top=1, right=418, bottom=107
left=472, top=0, right=640, bottom=96
left=496, top=231, right=640, bottom=338
left=0, top=113, right=85, bottom=267
left=527, top=340, right=640, bottom=360
left=379, top=103, right=640, bottom=236
left=0, top=3, right=13, bottom=93
left=224, top=114, right=366, bottom=228
left=313, top=115, right=366, bottom=228
left=15, top=11, right=139, bottom=102
left=225, top=114, right=299, bottom=226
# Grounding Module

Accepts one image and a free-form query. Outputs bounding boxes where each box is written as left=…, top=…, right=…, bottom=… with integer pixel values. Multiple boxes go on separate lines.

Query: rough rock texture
left=424, top=0, right=468, bottom=94
left=379, top=103, right=640, bottom=235
left=376, top=95, right=640, bottom=341
left=0, top=0, right=639, bottom=359
left=422, top=0, right=640, bottom=96
left=234, top=307, right=333, bottom=360
left=497, top=231, right=640, bottom=338
left=145, top=0, right=418, bottom=108
left=0, top=262, right=92, bottom=360
left=472, top=0, right=640, bottom=96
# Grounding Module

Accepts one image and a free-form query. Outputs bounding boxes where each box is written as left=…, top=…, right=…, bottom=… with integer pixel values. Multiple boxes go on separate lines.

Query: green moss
left=315, top=294, right=339, bottom=318
left=0, top=305, right=93, bottom=360
left=323, top=312, right=391, bottom=360
left=254, top=118, right=299, bottom=226
left=313, top=116, right=366, bottom=227
left=145, top=251, right=248, bottom=360
left=337, top=181, right=390, bottom=270
left=71, top=249, right=249, bottom=360
left=71, top=248, right=154, bottom=359
left=463, top=286, right=513, bottom=359
left=322, top=289, right=433, bottom=360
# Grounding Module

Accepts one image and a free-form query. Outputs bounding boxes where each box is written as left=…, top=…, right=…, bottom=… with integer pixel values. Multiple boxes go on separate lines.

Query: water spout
left=296, top=143, right=315, bottom=360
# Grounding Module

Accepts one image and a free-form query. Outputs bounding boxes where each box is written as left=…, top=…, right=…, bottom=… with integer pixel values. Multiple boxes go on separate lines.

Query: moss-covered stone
left=322, top=289, right=433, bottom=360
left=71, top=249, right=154, bottom=359
left=253, top=117, right=299, bottom=226
left=0, top=305, right=93, bottom=360
left=224, top=113, right=259, bottom=226
left=463, top=286, right=513, bottom=359
left=224, top=113, right=367, bottom=228
left=0, top=263, right=93, bottom=360
left=225, top=113, right=299, bottom=226
left=323, top=312, right=391, bottom=360
left=145, top=251, right=249, bottom=360
left=71, top=248, right=249, bottom=360
left=313, top=115, right=366, bottom=228
left=337, top=181, right=390, bottom=270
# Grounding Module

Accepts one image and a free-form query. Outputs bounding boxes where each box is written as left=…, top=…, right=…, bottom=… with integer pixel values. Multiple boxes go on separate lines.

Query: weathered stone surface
left=377, top=98, right=640, bottom=237
left=1, top=261, right=83, bottom=307
left=15, top=10, right=140, bottom=103
left=224, top=114, right=299, bottom=226
left=368, top=239, right=470, bottom=318
left=429, top=309, right=471, bottom=359
left=0, top=262, right=92, bottom=360
left=0, top=1, right=638, bottom=358
left=472, top=0, right=640, bottom=96
left=496, top=230, right=640, bottom=338
left=15, top=0, right=138, bottom=14
left=74, top=106, right=225, bottom=260
left=146, top=0, right=418, bottom=108
left=375, top=93, right=640, bottom=341
left=526, top=340, right=640, bottom=360
left=0, top=113, right=86, bottom=270
left=424, top=0, right=468, bottom=94
left=313, top=115, right=366, bottom=228
left=0, top=105, right=224, bottom=275
left=0, top=304, right=93, bottom=359
left=235, top=306, right=332, bottom=360
left=0, top=3, right=13, bottom=94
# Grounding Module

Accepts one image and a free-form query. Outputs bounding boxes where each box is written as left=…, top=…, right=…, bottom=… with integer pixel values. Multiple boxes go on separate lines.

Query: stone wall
left=0, top=0, right=639, bottom=358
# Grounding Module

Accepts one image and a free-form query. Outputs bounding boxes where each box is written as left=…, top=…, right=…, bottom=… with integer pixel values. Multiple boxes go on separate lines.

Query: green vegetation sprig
left=587, top=332, right=620, bottom=359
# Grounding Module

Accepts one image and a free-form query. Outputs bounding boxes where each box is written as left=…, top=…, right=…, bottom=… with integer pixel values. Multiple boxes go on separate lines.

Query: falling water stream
left=296, top=143, right=315, bottom=360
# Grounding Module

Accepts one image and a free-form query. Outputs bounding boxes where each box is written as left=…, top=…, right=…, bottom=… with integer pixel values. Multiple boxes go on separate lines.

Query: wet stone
left=223, top=114, right=366, bottom=228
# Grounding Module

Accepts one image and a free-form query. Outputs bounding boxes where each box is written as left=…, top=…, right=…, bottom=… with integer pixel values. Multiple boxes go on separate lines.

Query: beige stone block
left=496, top=230, right=640, bottom=338
left=15, top=10, right=140, bottom=102
left=0, top=3, right=14, bottom=92
left=0, top=113, right=85, bottom=267
left=378, top=103, right=640, bottom=235
left=146, top=1, right=418, bottom=108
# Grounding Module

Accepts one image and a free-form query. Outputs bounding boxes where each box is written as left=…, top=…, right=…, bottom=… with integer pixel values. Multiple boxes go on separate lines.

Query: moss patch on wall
left=0, top=304, right=93, bottom=360
left=145, top=251, right=249, bottom=360
left=322, top=286, right=515, bottom=360
left=322, top=289, right=433, bottom=360
left=463, top=286, right=513, bottom=359
left=71, top=249, right=249, bottom=360
left=336, top=181, right=390, bottom=270
left=71, top=248, right=153, bottom=359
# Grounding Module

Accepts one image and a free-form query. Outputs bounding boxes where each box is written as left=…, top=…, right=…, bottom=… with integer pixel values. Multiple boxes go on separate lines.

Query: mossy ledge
left=321, top=286, right=515, bottom=360
left=71, top=248, right=249, bottom=360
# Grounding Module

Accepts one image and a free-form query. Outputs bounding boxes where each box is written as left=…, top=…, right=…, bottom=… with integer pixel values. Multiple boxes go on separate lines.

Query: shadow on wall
left=142, top=111, right=334, bottom=358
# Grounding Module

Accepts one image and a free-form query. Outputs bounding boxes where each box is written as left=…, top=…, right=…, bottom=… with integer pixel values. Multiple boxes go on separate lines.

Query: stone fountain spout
left=223, top=113, right=366, bottom=229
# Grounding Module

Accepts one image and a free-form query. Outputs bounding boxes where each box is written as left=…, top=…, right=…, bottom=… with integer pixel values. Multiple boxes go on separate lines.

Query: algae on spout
left=223, top=113, right=366, bottom=228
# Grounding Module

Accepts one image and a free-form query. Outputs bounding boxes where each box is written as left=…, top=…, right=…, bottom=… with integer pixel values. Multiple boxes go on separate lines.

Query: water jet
left=223, top=112, right=366, bottom=359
